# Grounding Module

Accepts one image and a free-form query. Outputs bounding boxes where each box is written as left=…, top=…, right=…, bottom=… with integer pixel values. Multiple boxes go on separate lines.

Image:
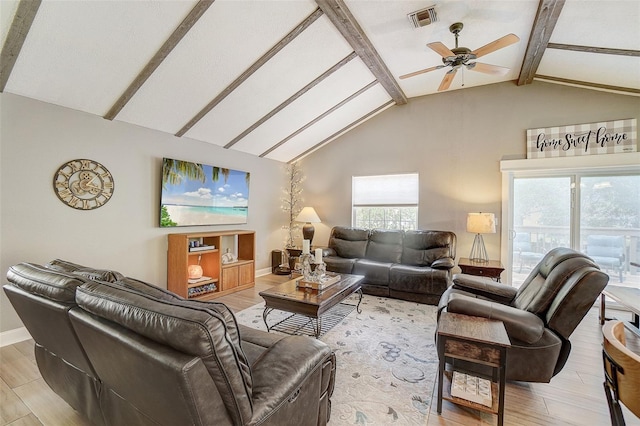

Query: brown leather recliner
left=437, top=247, right=608, bottom=383
left=4, top=260, right=336, bottom=425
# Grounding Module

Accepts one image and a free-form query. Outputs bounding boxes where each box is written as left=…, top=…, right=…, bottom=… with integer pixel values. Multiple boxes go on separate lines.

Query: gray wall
left=1, top=93, right=286, bottom=332
left=302, top=81, right=640, bottom=260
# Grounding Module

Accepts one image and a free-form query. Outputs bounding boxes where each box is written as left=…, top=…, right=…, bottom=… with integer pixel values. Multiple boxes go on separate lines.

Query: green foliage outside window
left=354, top=207, right=417, bottom=230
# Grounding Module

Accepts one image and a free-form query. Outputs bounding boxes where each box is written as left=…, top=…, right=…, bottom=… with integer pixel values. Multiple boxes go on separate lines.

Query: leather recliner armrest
left=250, top=335, right=333, bottom=423
left=446, top=293, right=545, bottom=344
left=452, top=274, right=517, bottom=305
left=431, top=257, right=455, bottom=270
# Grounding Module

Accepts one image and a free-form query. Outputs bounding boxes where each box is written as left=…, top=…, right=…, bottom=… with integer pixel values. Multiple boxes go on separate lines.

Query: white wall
left=301, top=81, right=640, bottom=261
left=1, top=93, right=287, bottom=332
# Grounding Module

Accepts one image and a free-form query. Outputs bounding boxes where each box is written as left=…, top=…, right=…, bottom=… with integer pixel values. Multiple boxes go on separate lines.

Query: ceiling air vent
left=408, top=6, right=438, bottom=28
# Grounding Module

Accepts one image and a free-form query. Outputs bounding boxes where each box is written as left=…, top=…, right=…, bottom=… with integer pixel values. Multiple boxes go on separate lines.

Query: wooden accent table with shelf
left=437, top=312, right=511, bottom=426
left=458, top=258, right=505, bottom=281
left=167, top=230, right=255, bottom=300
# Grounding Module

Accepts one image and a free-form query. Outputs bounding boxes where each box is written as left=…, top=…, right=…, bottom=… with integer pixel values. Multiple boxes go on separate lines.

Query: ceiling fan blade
left=427, top=42, right=455, bottom=58
left=438, top=69, right=457, bottom=91
left=468, top=62, right=510, bottom=75
left=472, top=33, right=520, bottom=59
left=399, top=65, right=444, bottom=79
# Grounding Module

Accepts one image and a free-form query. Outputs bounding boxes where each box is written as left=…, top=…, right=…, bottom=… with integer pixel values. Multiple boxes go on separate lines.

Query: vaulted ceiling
left=2, top=0, right=638, bottom=163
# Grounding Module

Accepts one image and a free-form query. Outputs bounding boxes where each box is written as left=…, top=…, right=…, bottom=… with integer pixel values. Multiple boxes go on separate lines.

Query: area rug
left=235, top=295, right=439, bottom=425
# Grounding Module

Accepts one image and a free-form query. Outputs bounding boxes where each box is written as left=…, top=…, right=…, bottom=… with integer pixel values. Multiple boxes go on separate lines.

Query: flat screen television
left=160, top=158, right=250, bottom=227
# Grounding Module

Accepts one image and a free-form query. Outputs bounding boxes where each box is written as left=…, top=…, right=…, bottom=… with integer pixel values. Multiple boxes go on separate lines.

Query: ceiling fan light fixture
left=408, top=5, right=438, bottom=28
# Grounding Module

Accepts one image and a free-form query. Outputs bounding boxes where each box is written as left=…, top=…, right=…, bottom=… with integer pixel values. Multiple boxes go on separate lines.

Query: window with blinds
left=352, top=173, right=419, bottom=230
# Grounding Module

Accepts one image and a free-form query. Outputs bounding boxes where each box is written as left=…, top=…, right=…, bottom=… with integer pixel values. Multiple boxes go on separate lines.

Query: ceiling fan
left=399, top=22, right=520, bottom=91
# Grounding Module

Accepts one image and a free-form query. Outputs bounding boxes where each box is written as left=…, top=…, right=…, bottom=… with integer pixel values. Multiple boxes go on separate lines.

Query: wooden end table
left=259, top=274, right=364, bottom=338
left=437, top=312, right=511, bottom=426
left=458, top=258, right=505, bottom=282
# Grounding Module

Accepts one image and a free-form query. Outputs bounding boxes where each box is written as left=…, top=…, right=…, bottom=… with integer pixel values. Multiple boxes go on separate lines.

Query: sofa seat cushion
left=75, top=281, right=254, bottom=425
left=238, top=325, right=286, bottom=366
left=353, top=259, right=392, bottom=286
left=324, top=256, right=356, bottom=274
left=389, top=264, right=450, bottom=295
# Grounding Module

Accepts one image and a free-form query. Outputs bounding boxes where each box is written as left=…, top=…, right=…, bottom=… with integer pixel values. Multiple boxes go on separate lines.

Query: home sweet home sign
left=526, top=118, right=637, bottom=159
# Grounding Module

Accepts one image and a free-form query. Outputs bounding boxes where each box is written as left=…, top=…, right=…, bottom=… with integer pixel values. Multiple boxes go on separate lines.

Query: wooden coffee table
left=259, top=274, right=364, bottom=338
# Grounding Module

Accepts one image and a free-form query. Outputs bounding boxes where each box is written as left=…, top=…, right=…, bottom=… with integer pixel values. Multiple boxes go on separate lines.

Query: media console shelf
left=167, top=230, right=255, bottom=300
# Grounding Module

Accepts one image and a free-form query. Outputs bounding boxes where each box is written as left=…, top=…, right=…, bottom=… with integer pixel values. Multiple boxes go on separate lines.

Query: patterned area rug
left=235, top=294, right=439, bottom=425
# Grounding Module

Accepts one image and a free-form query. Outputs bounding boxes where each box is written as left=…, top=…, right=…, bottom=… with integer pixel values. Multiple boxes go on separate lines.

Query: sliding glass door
left=579, top=175, right=640, bottom=287
left=511, top=177, right=571, bottom=286
left=509, top=173, right=640, bottom=288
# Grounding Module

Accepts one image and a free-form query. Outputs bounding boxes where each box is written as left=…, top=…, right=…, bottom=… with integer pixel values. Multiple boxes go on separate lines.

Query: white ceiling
left=2, top=0, right=638, bottom=163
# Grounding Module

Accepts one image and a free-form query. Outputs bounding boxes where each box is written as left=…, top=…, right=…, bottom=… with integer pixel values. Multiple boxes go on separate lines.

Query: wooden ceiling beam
left=104, top=0, right=214, bottom=120
left=224, top=51, right=357, bottom=149
left=259, top=80, right=378, bottom=158
left=517, top=0, right=565, bottom=86
left=535, top=75, right=640, bottom=95
left=0, top=0, right=41, bottom=92
left=316, top=0, right=407, bottom=105
left=176, top=8, right=324, bottom=137
left=547, top=43, right=640, bottom=57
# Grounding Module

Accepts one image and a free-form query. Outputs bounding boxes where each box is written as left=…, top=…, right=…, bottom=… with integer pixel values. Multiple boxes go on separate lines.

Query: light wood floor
left=1, top=274, right=639, bottom=426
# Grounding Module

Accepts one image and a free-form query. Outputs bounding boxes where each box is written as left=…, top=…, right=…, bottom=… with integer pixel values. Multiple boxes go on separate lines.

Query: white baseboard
left=0, top=327, right=32, bottom=347
left=256, top=267, right=272, bottom=277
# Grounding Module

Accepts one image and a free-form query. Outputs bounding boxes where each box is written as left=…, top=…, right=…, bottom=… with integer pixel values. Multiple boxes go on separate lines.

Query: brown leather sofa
left=4, top=260, right=336, bottom=425
left=437, top=247, right=608, bottom=383
left=323, top=226, right=457, bottom=304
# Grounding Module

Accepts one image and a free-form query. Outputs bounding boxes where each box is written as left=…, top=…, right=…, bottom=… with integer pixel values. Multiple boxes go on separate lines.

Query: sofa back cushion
left=514, top=247, right=597, bottom=315
left=46, top=259, right=124, bottom=283
left=4, top=263, right=97, bottom=375
left=75, top=281, right=253, bottom=425
left=402, top=230, right=457, bottom=266
left=114, top=276, right=182, bottom=302
left=7, top=262, right=88, bottom=303
left=329, top=226, right=369, bottom=259
left=365, top=229, right=403, bottom=263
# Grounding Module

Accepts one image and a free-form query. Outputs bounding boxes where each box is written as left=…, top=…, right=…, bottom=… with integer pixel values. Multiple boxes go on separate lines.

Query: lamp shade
left=466, top=213, right=496, bottom=234
left=295, top=207, right=321, bottom=223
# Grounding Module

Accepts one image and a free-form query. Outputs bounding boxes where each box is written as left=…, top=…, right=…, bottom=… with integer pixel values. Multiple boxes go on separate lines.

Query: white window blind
left=352, top=173, right=419, bottom=206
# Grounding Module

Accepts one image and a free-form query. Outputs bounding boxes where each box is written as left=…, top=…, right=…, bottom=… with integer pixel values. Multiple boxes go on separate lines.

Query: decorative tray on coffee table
left=297, top=273, right=341, bottom=291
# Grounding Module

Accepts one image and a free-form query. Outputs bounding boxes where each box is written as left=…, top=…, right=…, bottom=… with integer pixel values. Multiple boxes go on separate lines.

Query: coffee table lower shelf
left=263, top=301, right=358, bottom=338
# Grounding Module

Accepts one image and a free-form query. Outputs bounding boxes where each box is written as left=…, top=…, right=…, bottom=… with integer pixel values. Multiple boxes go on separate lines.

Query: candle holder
left=300, top=252, right=314, bottom=281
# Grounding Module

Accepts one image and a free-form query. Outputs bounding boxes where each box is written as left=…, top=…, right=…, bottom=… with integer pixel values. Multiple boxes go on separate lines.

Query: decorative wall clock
left=53, top=159, right=114, bottom=210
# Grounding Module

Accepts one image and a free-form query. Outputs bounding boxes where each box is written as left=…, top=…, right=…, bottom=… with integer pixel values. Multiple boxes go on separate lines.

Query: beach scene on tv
left=161, top=158, right=250, bottom=227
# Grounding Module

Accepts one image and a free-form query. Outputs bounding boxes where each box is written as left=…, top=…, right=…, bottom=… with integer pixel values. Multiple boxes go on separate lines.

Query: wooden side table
left=458, top=258, right=505, bottom=282
left=437, top=312, right=511, bottom=426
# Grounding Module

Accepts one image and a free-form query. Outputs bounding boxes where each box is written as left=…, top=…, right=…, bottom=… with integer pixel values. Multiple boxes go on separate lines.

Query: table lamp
left=467, top=212, right=496, bottom=263
left=296, top=207, right=321, bottom=246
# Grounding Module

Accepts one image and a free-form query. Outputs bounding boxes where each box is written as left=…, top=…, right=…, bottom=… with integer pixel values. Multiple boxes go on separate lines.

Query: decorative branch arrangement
left=280, top=163, right=305, bottom=249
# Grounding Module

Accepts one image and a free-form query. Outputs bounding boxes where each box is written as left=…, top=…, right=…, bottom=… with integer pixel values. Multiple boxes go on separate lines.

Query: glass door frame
left=500, top=153, right=640, bottom=287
